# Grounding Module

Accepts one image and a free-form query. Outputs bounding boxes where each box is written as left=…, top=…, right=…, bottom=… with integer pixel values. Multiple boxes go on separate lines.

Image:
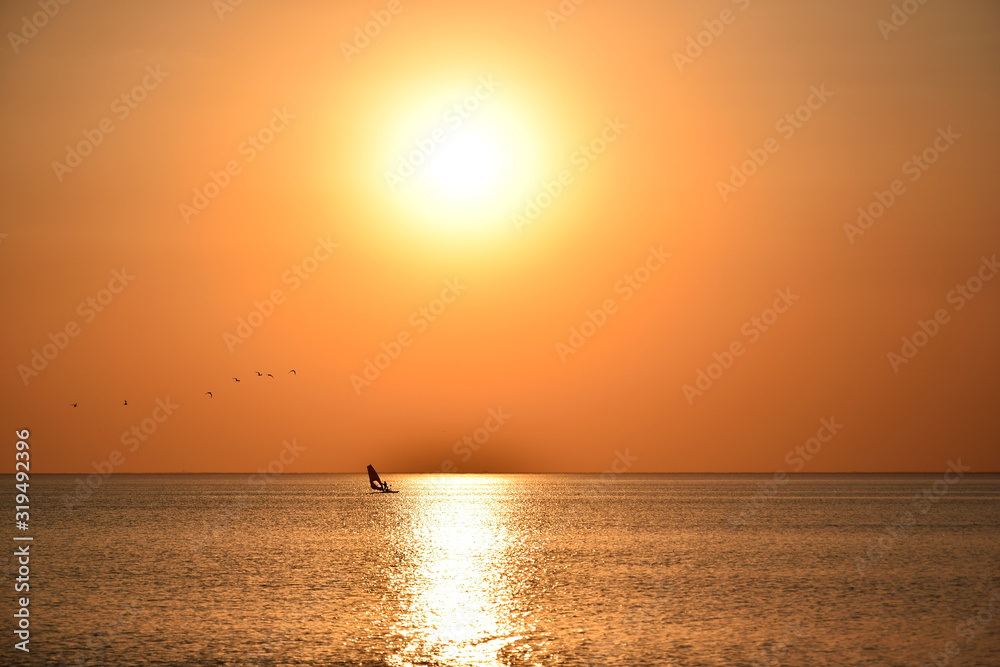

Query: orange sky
left=2, top=0, right=998, bottom=474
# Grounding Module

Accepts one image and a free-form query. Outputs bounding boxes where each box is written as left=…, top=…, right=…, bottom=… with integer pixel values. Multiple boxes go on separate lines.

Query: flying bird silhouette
left=288, top=370, right=296, bottom=375
left=255, top=371, right=263, bottom=376
left=123, top=400, right=128, bottom=406
left=267, top=373, right=274, bottom=379
left=71, top=403, right=77, bottom=408
left=205, top=392, right=213, bottom=398
left=232, top=377, right=240, bottom=382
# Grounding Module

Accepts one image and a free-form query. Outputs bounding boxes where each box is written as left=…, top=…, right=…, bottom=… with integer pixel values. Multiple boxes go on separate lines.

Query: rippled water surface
left=15, top=474, right=1000, bottom=665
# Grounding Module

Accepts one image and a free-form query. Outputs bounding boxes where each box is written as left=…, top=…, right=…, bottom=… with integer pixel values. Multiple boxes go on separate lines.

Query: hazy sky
left=2, top=0, right=998, bottom=473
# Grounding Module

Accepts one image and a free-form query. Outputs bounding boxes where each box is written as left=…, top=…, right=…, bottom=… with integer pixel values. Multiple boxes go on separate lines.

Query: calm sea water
left=10, top=474, right=1000, bottom=666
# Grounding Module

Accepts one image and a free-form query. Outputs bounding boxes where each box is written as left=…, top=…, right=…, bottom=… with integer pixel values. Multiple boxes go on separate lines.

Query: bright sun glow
left=426, top=129, right=502, bottom=199
left=378, top=88, right=543, bottom=231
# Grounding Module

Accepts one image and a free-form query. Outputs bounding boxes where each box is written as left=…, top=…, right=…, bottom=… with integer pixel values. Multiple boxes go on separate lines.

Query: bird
left=205, top=392, right=213, bottom=398
left=288, top=370, right=296, bottom=375
left=71, top=403, right=77, bottom=408
left=255, top=371, right=263, bottom=376
left=267, top=373, right=274, bottom=379
left=232, top=377, right=240, bottom=382
left=123, top=400, right=128, bottom=406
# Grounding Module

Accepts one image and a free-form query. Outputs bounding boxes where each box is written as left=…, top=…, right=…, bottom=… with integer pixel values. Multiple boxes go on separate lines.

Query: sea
left=11, top=473, right=1000, bottom=666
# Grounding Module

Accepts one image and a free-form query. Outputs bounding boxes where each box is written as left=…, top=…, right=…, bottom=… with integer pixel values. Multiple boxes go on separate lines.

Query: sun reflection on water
left=391, top=475, right=520, bottom=667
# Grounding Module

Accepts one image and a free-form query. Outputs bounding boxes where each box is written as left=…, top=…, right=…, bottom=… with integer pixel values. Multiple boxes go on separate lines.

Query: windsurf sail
left=367, top=464, right=384, bottom=491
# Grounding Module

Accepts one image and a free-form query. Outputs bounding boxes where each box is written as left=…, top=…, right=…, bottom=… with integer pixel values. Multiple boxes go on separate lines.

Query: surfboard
left=367, top=464, right=397, bottom=493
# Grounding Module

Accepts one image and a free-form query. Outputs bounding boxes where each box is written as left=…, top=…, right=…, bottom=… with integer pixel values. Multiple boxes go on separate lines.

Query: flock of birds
left=70, top=370, right=296, bottom=407
left=205, top=369, right=297, bottom=398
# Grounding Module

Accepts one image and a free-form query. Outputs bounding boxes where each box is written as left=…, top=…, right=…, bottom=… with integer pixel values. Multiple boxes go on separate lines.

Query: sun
left=425, top=129, right=502, bottom=200
left=378, top=90, right=543, bottom=231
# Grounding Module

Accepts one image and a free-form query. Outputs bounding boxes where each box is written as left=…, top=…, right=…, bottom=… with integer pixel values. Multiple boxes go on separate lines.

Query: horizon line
left=13, top=471, right=1000, bottom=476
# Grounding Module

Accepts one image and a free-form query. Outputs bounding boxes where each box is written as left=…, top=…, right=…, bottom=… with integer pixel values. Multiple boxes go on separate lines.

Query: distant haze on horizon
left=2, top=0, right=998, bottom=474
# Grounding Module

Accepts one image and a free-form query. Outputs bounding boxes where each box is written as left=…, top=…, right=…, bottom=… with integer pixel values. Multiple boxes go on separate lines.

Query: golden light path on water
left=389, top=475, right=521, bottom=667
